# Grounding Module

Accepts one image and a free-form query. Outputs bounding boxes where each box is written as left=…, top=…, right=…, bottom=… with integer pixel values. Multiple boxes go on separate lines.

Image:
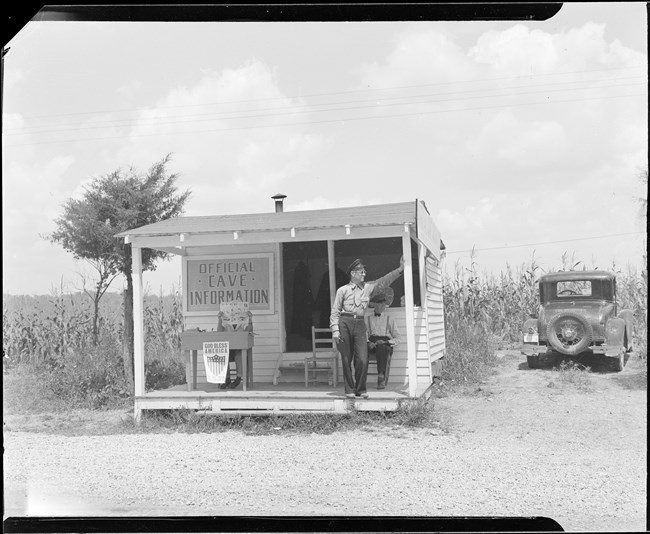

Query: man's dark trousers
left=371, top=342, right=392, bottom=384
left=337, top=315, right=369, bottom=395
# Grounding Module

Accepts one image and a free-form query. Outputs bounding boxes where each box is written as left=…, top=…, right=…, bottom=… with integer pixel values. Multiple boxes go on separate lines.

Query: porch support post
left=132, top=246, right=146, bottom=422
left=327, top=240, right=336, bottom=306
left=402, top=229, right=417, bottom=397
left=275, top=243, right=286, bottom=351
left=419, top=242, right=433, bottom=383
left=327, top=240, right=340, bottom=378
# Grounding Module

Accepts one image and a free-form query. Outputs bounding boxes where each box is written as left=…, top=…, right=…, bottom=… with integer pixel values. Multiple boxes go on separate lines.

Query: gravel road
left=3, top=352, right=647, bottom=532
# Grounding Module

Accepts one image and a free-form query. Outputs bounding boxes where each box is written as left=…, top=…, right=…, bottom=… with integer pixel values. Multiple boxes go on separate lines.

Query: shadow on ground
left=516, top=349, right=647, bottom=390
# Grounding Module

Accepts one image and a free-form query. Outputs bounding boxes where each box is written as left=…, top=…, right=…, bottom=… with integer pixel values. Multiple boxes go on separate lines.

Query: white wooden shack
left=116, top=198, right=445, bottom=419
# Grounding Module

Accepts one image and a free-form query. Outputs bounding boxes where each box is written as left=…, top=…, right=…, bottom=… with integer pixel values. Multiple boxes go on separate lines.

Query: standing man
left=366, top=287, right=400, bottom=390
left=330, top=256, right=405, bottom=398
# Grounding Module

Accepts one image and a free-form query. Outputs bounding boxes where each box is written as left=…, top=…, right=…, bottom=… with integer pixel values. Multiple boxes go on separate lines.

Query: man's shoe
left=377, top=383, right=386, bottom=390
left=228, top=377, right=242, bottom=389
left=345, top=393, right=355, bottom=399
left=356, top=392, right=369, bottom=399
left=219, top=377, right=231, bottom=390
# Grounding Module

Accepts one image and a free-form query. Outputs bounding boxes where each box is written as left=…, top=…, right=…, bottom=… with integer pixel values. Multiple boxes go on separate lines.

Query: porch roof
left=116, top=199, right=444, bottom=257
left=116, top=200, right=419, bottom=238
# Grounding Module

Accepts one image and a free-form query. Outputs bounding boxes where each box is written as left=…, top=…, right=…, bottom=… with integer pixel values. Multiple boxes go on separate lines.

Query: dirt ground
left=3, top=351, right=647, bottom=532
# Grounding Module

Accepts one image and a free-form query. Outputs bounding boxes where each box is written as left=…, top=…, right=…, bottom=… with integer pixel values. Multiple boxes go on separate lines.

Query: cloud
left=469, top=24, right=558, bottom=73
left=112, top=60, right=326, bottom=216
left=467, top=109, right=568, bottom=168
left=437, top=179, right=645, bottom=272
left=3, top=112, right=25, bottom=131
left=437, top=197, right=496, bottom=234
left=289, top=194, right=383, bottom=213
left=3, top=156, right=75, bottom=230
left=2, top=66, right=25, bottom=92
left=467, top=22, right=646, bottom=74
left=3, top=15, right=646, bottom=295
left=356, top=23, right=645, bottom=200
left=234, top=131, right=324, bottom=191
left=2, top=156, right=78, bottom=294
left=361, top=29, right=474, bottom=87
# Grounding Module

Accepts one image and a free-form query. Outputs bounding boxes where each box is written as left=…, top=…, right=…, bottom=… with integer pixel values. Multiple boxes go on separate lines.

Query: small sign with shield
left=203, top=341, right=230, bottom=384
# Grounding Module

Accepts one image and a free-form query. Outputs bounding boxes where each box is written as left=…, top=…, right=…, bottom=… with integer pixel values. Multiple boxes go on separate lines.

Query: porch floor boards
left=138, top=381, right=410, bottom=414
left=149, top=381, right=408, bottom=397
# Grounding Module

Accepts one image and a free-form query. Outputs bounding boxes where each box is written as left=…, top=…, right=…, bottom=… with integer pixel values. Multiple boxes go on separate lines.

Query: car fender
left=617, top=309, right=634, bottom=351
left=604, top=316, right=626, bottom=353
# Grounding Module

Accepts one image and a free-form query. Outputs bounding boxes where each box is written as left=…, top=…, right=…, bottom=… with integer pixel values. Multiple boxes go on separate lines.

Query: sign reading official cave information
left=184, top=254, right=274, bottom=314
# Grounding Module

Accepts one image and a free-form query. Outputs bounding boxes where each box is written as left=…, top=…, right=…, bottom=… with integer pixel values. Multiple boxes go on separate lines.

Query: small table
left=181, top=331, right=255, bottom=392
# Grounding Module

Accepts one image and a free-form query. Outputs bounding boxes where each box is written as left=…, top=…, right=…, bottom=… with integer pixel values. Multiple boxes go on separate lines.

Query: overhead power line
left=4, top=91, right=644, bottom=148
left=446, top=232, right=646, bottom=255
left=4, top=77, right=645, bottom=136
left=15, top=63, right=646, bottom=122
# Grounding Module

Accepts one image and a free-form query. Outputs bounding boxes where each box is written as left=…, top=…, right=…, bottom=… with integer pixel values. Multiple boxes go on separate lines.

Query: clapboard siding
left=129, top=199, right=448, bottom=417
left=183, top=243, right=284, bottom=384
left=425, top=255, right=446, bottom=370
left=413, top=308, right=432, bottom=382
left=178, top=251, right=445, bottom=389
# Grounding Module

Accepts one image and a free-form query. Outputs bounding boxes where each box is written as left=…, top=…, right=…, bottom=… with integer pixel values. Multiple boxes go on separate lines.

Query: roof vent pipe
left=272, top=193, right=287, bottom=213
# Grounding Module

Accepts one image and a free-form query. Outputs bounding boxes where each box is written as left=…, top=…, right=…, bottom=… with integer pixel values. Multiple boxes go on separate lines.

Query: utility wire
left=13, top=63, right=647, bottom=122
left=4, top=77, right=645, bottom=136
left=4, top=91, right=644, bottom=148
left=446, top=232, right=646, bottom=254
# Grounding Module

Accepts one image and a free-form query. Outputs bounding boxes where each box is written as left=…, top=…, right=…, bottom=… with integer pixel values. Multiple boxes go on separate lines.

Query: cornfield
left=3, top=287, right=187, bottom=408
left=441, top=253, right=647, bottom=384
left=3, top=254, right=647, bottom=407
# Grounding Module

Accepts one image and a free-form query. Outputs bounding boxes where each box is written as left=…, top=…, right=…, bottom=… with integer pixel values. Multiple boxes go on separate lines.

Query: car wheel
left=546, top=312, right=593, bottom=356
left=527, top=355, right=540, bottom=369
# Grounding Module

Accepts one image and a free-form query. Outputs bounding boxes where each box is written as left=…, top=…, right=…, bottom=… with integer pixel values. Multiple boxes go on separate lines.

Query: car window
left=556, top=280, right=592, bottom=297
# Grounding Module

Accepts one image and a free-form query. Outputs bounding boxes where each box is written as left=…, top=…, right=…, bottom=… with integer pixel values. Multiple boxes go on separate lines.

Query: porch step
left=215, top=397, right=341, bottom=412
left=136, top=394, right=402, bottom=414
left=216, top=396, right=400, bottom=413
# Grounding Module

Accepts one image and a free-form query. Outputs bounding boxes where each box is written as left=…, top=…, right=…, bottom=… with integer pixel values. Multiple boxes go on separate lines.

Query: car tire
left=527, top=355, right=540, bottom=369
left=618, top=309, right=634, bottom=352
left=546, top=312, right=593, bottom=356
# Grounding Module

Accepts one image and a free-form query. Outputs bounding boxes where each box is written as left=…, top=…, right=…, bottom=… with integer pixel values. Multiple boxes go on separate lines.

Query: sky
left=2, top=3, right=648, bottom=296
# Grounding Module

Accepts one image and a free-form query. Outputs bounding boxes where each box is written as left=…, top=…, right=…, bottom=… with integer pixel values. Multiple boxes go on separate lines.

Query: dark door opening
left=282, top=241, right=329, bottom=352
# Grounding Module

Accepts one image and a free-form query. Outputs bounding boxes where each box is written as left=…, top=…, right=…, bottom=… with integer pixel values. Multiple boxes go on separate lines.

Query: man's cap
left=347, top=258, right=366, bottom=275
left=370, top=287, right=394, bottom=307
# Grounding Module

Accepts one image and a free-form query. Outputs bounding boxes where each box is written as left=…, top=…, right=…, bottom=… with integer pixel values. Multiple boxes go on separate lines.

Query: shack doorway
left=282, top=240, right=329, bottom=352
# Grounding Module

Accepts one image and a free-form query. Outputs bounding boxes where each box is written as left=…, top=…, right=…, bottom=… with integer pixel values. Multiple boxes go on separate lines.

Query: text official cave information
left=184, top=253, right=275, bottom=315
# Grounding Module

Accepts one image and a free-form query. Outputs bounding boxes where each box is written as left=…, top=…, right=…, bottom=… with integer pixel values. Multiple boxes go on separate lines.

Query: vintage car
left=521, top=270, right=634, bottom=371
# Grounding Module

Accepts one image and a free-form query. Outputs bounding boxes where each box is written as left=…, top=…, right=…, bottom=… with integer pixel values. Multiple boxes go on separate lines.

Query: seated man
left=365, top=288, right=400, bottom=389
left=215, top=305, right=253, bottom=390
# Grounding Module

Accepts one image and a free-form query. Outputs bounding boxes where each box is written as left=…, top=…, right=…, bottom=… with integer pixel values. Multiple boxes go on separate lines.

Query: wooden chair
left=305, top=327, right=339, bottom=387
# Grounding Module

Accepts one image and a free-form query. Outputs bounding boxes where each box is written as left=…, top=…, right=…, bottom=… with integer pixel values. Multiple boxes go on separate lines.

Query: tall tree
left=48, top=154, right=190, bottom=391
left=74, top=261, right=121, bottom=346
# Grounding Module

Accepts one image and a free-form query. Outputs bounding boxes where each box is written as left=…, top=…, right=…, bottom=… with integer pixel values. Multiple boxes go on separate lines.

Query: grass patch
left=119, top=396, right=440, bottom=435
left=440, top=324, right=499, bottom=388
left=3, top=361, right=131, bottom=414
left=547, top=361, right=594, bottom=391
left=3, top=367, right=70, bottom=415
left=391, top=396, right=438, bottom=427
